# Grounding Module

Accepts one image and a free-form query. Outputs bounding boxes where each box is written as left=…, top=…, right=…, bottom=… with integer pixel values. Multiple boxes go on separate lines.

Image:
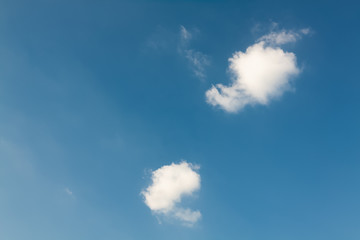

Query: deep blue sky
left=0, top=0, right=360, bottom=239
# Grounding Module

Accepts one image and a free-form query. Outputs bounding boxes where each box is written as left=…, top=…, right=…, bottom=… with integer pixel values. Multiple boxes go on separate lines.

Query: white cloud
left=179, top=25, right=210, bottom=80
left=258, top=28, right=310, bottom=45
left=64, top=187, right=73, bottom=196
left=206, top=28, right=308, bottom=113
left=141, top=161, right=201, bottom=226
left=180, top=25, right=192, bottom=42
left=184, top=49, right=210, bottom=79
left=173, top=208, right=201, bottom=226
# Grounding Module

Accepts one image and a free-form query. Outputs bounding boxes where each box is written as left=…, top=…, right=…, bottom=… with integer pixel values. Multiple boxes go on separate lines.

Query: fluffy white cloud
left=206, top=29, right=307, bottom=112
left=179, top=26, right=210, bottom=80
left=141, top=161, right=201, bottom=225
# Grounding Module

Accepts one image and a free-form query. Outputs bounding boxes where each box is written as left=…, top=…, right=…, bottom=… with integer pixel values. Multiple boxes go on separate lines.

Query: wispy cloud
left=179, top=26, right=210, bottom=80
left=141, top=161, right=201, bottom=226
left=180, top=25, right=192, bottom=42
left=206, top=27, right=308, bottom=113
left=257, top=28, right=310, bottom=45
left=184, top=49, right=210, bottom=79
left=64, top=187, right=73, bottom=196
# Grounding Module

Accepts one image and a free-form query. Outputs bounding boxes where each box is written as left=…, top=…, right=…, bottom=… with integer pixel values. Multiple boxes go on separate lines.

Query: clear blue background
left=0, top=0, right=359, bottom=239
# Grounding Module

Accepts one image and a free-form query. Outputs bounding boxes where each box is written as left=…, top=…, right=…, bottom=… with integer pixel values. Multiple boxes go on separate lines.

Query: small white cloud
left=179, top=26, right=210, bottom=80
left=300, top=28, right=310, bottom=35
left=173, top=208, right=201, bottom=225
left=64, top=187, right=73, bottom=196
left=141, top=161, right=201, bottom=226
left=206, top=27, right=308, bottom=113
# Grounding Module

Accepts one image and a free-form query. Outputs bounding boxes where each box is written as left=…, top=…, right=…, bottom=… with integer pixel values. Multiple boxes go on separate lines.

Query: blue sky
left=0, top=0, right=360, bottom=239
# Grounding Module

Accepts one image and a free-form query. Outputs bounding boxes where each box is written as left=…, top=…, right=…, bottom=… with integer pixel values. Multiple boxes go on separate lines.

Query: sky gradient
left=1, top=0, right=360, bottom=239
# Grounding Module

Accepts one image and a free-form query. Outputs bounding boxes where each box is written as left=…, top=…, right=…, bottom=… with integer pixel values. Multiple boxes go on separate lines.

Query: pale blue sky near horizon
left=0, top=0, right=360, bottom=239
